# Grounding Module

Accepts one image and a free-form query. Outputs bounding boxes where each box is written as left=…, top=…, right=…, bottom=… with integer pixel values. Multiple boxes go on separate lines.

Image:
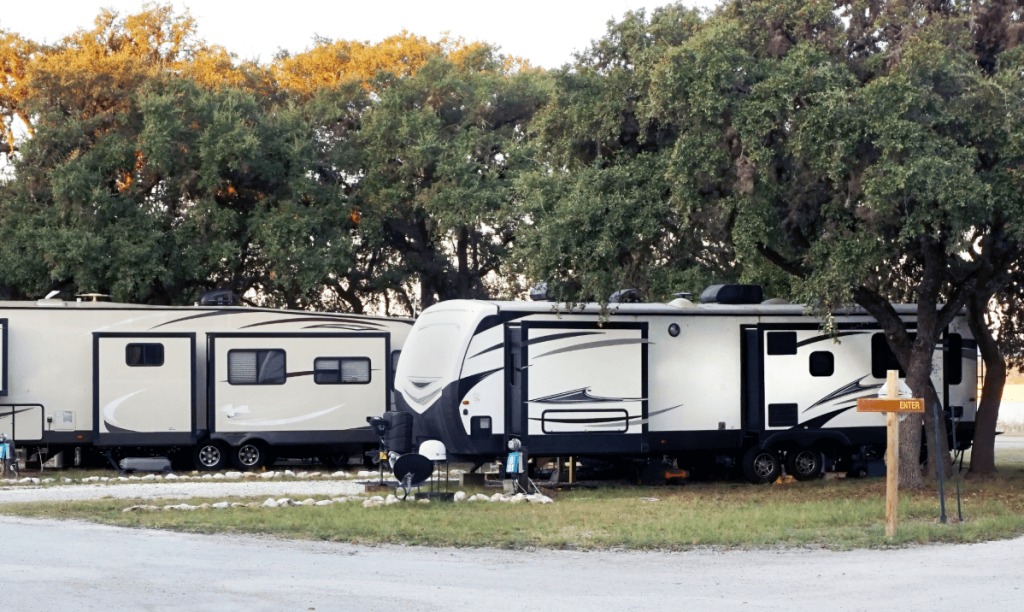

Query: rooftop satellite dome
left=699, top=285, right=763, bottom=305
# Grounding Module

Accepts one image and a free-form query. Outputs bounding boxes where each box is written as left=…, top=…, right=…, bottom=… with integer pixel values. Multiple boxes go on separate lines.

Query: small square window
left=766, top=332, right=797, bottom=355
left=228, top=349, right=286, bottom=385
left=314, top=357, right=371, bottom=384
left=809, top=351, right=834, bottom=377
left=126, top=343, right=164, bottom=367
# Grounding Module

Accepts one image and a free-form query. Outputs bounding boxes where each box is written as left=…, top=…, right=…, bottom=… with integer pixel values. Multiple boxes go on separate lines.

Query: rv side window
left=228, top=349, right=286, bottom=385
left=809, top=351, right=834, bottom=377
left=126, top=343, right=164, bottom=367
left=766, top=332, right=797, bottom=355
left=871, top=333, right=908, bottom=379
left=946, top=334, right=963, bottom=385
left=314, top=357, right=371, bottom=384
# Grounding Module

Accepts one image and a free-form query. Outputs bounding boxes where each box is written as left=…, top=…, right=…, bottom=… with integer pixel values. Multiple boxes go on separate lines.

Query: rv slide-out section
left=393, top=298, right=977, bottom=482
left=204, top=332, right=390, bottom=470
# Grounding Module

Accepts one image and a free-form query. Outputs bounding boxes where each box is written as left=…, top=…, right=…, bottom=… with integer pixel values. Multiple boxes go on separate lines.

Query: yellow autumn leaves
left=0, top=3, right=530, bottom=155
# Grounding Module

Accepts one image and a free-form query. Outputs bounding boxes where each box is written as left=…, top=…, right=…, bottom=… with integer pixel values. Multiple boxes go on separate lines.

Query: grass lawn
left=4, top=445, right=1024, bottom=551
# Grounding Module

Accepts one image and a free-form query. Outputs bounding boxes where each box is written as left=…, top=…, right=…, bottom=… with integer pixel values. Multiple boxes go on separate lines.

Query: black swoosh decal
left=797, top=406, right=855, bottom=429
left=457, top=368, right=503, bottom=402
left=240, top=317, right=387, bottom=329
left=103, top=421, right=136, bottom=434
left=805, top=375, right=882, bottom=412
left=150, top=310, right=234, bottom=329
left=533, top=338, right=651, bottom=359
left=796, top=331, right=869, bottom=347
left=468, top=332, right=603, bottom=360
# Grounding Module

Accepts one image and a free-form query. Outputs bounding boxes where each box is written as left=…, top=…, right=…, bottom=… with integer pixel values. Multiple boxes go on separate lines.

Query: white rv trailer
left=393, top=293, right=977, bottom=482
left=0, top=297, right=410, bottom=470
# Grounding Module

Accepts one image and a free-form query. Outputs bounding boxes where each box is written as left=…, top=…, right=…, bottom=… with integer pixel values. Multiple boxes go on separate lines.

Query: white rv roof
left=423, top=299, right=928, bottom=317
left=0, top=299, right=412, bottom=323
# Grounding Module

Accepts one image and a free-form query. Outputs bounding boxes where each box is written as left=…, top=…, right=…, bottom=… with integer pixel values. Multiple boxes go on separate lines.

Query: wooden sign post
left=857, top=370, right=925, bottom=538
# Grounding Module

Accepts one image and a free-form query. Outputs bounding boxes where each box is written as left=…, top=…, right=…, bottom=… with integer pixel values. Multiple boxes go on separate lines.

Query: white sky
left=1, top=0, right=719, bottom=69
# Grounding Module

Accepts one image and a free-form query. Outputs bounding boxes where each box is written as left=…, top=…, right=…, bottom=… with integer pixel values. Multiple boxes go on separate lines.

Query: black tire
left=321, top=450, right=350, bottom=469
left=786, top=449, right=823, bottom=481
left=741, top=446, right=782, bottom=484
left=193, top=440, right=228, bottom=471
left=231, top=441, right=268, bottom=471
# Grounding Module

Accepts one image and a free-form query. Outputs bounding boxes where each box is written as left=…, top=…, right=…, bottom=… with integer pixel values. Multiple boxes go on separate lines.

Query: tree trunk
left=966, top=298, right=1004, bottom=479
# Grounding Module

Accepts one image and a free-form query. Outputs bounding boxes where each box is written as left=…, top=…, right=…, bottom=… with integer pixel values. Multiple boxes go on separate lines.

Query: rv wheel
left=231, top=442, right=268, bottom=471
left=193, top=441, right=228, bottom=471
left=786, top=449, right=823, bottom=481
left=741, top=446, right=781, bottom=484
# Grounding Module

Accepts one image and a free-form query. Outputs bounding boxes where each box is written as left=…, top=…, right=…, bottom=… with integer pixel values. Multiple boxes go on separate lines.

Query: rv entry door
left=93, top=333, right=196, bottom=447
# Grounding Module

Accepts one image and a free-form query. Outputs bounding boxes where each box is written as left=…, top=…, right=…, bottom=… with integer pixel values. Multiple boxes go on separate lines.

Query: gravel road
left=4, top=515, right=1022, bottom=611
left=0, top=479, right=366, bottom=503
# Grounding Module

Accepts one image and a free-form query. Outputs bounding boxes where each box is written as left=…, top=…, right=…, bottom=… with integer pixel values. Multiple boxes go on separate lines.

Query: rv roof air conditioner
left=609, top=288, right=642, bottom=303
left=699, top=284, right=763, bottom=305
left=199, top=289, right=239, bottom=307
left=529, top=282, right=552, bottom=301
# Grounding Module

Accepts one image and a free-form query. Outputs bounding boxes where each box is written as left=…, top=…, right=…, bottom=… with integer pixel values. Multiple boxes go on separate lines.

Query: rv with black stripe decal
left=393, top=287, right=976, bottom=483
left=0, top=295, right=410, bottom=471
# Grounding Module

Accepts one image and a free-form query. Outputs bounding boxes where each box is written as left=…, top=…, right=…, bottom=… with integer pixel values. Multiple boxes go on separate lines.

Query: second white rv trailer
left=0, top=297, right=410, bottom=470
left=393, top=291, right=976, bottom=482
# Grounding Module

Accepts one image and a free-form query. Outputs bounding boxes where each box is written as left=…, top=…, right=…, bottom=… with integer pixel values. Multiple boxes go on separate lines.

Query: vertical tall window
left=126, top=343, right=164, bottom=367
left=391, top=351, right=401, bottom=378
left=946, top=334, right=963, bottom=385
left=228, top=350, right=286, bottom=385
left=314, top=357, right=371, bottom=384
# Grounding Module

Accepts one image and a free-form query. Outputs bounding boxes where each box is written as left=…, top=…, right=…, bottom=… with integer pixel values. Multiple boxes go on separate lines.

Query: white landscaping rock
left=141, top=474, right=156, bottom=481
left=231, top=502, right=246, bottom=508
left=489, top=493, right=504, bottom=502
left=300, top=498, right=316, bottom=506
left=363, top=498, right=383, bottom=507
left=453, top=491, right=467, bottom=502
left=510, top=493, right=527, bottom=504
left=212, top=502, right=230, bottom=509
left=201, top=474, right=213, bottom=480
left=60, top=477, right=72, bottom=483
left=225, top=472, right=242, bottom=480
left=129, top=475, right=141, bottom=480
left=384, top=494, right=400, bottom=505
left=527, top=494, right=553, bottom=504
left=315, top=500, right=333, bottom=506
left=276, top=498, right=294, bottom=506
left=212, top=473, right=225, bottom=480
left=357, top=470, right=374, bottom=478
left=117, top=477, right=129, bottom=482
left=165, top=473, right=179, bottom=480
left=99, top=477, right=109, bottom=482
left=262, top=498, right=279, bottom=508
left=259, top=471, right=276, bottom=479
left=42, top=478, right=54, bottom=483
left=308, top=472, right=321, bottom=478
left=283, top=470, right=296, bottom=477
left=417, top=498, right=430, bottom=504
left=243, top=472, right=257, bottom=478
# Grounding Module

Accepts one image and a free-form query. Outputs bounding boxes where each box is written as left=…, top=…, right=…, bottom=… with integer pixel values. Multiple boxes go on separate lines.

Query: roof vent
left=76, top=293, right=111, bottom=302
left=761, top=298, right=789, bottom=305
left=199, top=289, right=239, bottom=307
left=699, top=285, right=763, bottom=305
left=609, top=288, right=641, bottom=303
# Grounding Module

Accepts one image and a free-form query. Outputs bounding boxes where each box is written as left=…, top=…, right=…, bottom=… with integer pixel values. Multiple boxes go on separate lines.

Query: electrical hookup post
left=856, top=370, right=926, bottom=538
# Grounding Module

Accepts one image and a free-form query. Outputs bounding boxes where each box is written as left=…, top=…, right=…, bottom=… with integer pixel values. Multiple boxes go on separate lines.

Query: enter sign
left=856, top=398, right=925, bottom=413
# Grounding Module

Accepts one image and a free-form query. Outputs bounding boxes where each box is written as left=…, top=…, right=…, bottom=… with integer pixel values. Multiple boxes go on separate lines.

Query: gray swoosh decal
left=150, top=310, right=234, bottom=329
left=529, top=387, right=645, bottom=404
left=468, top=331, right=603, bottom=360
left=532, top=338, right=651, bottom=359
